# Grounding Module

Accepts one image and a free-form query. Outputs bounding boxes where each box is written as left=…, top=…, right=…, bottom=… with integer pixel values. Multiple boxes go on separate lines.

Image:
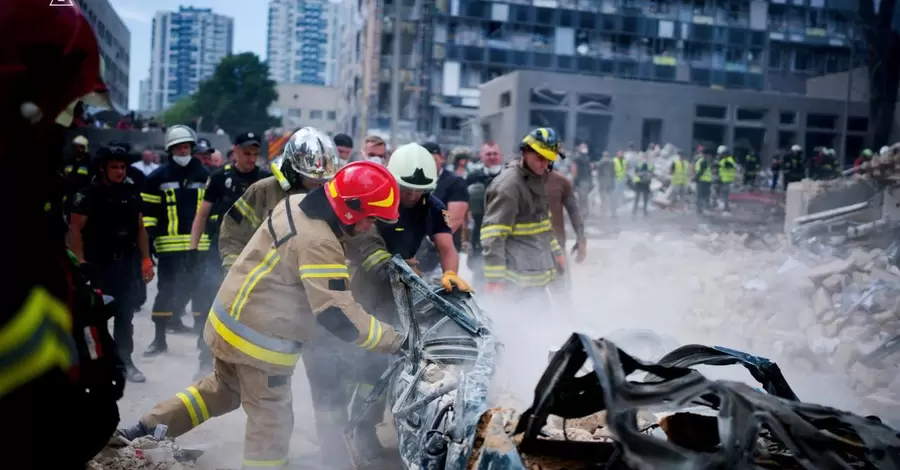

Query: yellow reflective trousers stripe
left=230, top=249, right=282, bottom=321
left=0, top=287, right=75, bottom=397
left=176, top=385, right=211, bottom=428
left=242, top=458, right=287, bottom=469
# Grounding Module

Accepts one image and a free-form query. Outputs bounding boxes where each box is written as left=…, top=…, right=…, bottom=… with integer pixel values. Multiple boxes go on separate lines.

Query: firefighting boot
left=116, top=421, right=153, bottom=441
left=143, top=323, right=168, bottom=357
left=124, top=359, right=146, bottom=383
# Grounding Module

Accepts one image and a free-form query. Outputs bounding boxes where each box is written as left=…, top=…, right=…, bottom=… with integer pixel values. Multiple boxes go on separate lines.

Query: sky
left=111, top=0, right=269, bottom=109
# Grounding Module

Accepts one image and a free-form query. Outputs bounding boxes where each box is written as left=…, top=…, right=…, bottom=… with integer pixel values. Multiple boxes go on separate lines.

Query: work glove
left=141, top=257, right=155, bottom=283
left=555, top=254, right=566, bottom=274
left=571, top=237, right=587, bottom=264
left=485, top=282, right=504, bottom=293
left=440, top=271, right=472, bottom=293
left=404, top=258, right=423, bottom=277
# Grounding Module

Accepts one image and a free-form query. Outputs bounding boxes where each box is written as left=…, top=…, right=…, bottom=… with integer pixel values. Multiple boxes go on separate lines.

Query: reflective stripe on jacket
left=141, top=161, right=210, bottom=254
left=205, top=191, right=401, bottom=374
left=718, top=156, right=736, bottom=183
left=480, top=163, right=562, bottom=288
left=218, top=176, right=307, bottom=270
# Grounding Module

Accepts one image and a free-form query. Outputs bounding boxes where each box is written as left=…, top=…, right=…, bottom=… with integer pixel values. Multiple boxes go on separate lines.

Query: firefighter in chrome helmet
left=142, top=123, right=210, bottom=355
left=480, top=128, right=565, bottom=295
left=218, top=127, right=341, bottom=271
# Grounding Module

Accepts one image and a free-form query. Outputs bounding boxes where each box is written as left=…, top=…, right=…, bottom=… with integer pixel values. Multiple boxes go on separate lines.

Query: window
left=768, top=45, right=784, bottom=69
left=500, top=91, right=511, bottom=108
left=806, top=113, right=837, bottom=129
left=847, top=116, right=868, bottom=132
left=695, top=105, right=727, bottom=119
left=309, top=109, right=323, bottom=119
left=327, top=111, right=337, bottom=120
left=779, top=111, right=796, bottom=125
left=529, top=88, right=569, bottom=106
left=736, top=108, right=767, bottom=121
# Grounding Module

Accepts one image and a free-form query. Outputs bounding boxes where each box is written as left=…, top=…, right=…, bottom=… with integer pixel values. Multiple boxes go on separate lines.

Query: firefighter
left=218, top=127, right=340, bottom=272
left=2, top=1, right=128, bottom=466
left=466, top=142, right=504, bottom=287
left=741, top=148, right=761, bottom=188
left=481, top=128, right=565, bottom=296
left=117, top=161, right=406, bottom=470
left=695, top=153, right=713, bottom=214
left=141, top=125, right=211, bottom=356
left=811, top=147, right=838, bottom=180
left=419, top=142, right=469, bottom=278
left=669, top=151, right=689, bottom=204
left=717, top=146, right=736, bottom=212
left=783, top=144, right=805, bottom=189
left=631, top=153, right=654, bottom=217
left=63, top=135, right=93, bottom=214
left=69, top=145, right=154, bottom=383
left=189, top=131, right=269, bottom=379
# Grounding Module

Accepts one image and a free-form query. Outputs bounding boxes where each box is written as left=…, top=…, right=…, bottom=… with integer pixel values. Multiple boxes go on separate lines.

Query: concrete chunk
left=821, top=274, right=846, bottom=293
left=812, top=287, right=833, bottom=316
left=807, top=258, right=854, bottom=284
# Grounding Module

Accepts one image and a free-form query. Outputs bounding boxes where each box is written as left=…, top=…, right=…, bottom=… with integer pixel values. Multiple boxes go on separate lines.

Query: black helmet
left=96, top=145, right=130, bottom=165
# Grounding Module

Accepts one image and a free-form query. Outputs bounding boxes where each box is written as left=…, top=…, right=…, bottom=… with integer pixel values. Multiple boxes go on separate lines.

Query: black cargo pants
left=152, top=252, right=203, bottom=329
left=193, top=242, right=224, bottom=362
left=95, top=254, right=143, bottom=362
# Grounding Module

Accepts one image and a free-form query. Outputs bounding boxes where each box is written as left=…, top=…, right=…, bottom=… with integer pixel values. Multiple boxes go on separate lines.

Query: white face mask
left=486, top=164, right=503, bottom=176
left=172, top=155, right=192, bottom=167
left=367, top=156, right=384, bottom=165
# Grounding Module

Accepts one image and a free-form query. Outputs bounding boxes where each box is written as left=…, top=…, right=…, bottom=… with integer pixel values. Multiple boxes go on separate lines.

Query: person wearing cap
left=189, top=131, right=270, bottom=380
left=333, top=133, right=356, bottom=165
left=195, top=137, right=215, bottom=171
left=416, top=142, right=469, bottom=277
left=69, top=145, right=155, bottom=383
left=480, top=128, right=566, bottom=298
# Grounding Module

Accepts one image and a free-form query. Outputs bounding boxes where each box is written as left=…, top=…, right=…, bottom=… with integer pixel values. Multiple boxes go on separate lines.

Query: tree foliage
left=859, top=0, right=900, bottom=146
left=161, top=95, right=197, bottom=128
left=192, top=52, right=280, bottom=134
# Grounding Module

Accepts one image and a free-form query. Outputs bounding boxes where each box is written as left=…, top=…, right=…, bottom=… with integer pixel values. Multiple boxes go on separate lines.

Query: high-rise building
left=138, top=78, right=152, bottom=114
left=147, top=6, right=234, bottom=113
left=337, top=0, right=859, bottom=149
left=267, top=0, right=340, bottom=86
left=76, top=0, right=131, bottom=111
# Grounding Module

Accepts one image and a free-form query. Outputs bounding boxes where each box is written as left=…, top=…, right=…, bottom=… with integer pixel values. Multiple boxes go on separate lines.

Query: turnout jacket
left=204, top=189, right=403, bottom=375
left=218, top=176, right=308, bottom=269
left=481, top=163, right=563, bottom=287
left=141, top=159, right=210, bottom=254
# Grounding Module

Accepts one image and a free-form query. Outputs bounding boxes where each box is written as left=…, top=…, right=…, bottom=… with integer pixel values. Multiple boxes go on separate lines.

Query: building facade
left=267, top=0, right=340, bottom=86
left=138, top=78, right=152, bottom=114
left=77, top=0, right=131, bottom=111
left=269, top=84, right=341, bottom=134
left=480, top=70, right=870, bottom=166
left=337, top=0, right=859, bottom=149
left=147, top=6, right=234, bottom=113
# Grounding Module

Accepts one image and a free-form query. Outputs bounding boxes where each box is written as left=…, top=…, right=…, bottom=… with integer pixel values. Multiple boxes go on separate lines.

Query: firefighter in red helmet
left=1, top=0, right=125, bottom=467
left=119, top=160, right=407, bottom=469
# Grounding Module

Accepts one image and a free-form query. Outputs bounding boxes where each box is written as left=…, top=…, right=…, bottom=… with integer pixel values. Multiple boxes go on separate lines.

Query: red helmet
left=1, top=0, right=109, bottom=127
left=326, top=161, right=400, bottom=225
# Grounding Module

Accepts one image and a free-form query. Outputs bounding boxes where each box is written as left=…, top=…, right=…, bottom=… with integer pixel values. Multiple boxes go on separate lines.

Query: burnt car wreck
left=347, top=256, right=900, bottom=470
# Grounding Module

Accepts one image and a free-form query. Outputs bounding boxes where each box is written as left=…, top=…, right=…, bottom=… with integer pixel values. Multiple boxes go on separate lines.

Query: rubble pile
left=87, top=436, right=201, bottom=470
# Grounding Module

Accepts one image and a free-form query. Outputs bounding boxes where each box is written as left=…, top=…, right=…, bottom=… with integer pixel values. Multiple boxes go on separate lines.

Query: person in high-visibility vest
left=716, top=145, right=736, bottom=212
left=611, top=151, right=628, bottom=218
left=669, top=151, right=689, bottom=204
left=694, top=153, right=714, bottom=214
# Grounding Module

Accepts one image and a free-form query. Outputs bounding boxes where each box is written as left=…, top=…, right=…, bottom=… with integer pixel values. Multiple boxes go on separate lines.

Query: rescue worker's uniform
left=465, top=164, right=501, bottom=286
left=482, top=128, right=564, bottom=294
left=717, top=152, right=736, bottom=212
left=742, top=152, right=760, bottom=187
left=71, top=147, right=149, bottom=382
left=63, top=135, right=93, bottom=215
left=669, top=156, right=689, bottom=203
left=193, top=160, right=269, bottom=373
left=632, top=161, right=653, bottom=216
left=694, top=157, right=713, bottom=214
left=611, top=154, right=628, bottom=217
left=120, top=164, right=404, bottom=470
left=142, top=135, right=210, bottom=355
left=811, top=148, right=838, bottom=180
left=783, top=146, right=805, bottom=189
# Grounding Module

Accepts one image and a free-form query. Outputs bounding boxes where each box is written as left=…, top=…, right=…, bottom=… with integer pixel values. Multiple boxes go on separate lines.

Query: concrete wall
left=64, top=128, right=233, bottom=160
left=271, top=84, right=340, bottom=133
left=806, top=67, right=900, bottom=143
left=479, top=70, right=871, bottom=163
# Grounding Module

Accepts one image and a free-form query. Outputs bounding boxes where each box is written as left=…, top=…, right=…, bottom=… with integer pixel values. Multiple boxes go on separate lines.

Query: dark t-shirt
left=203, top=164, right=268, bottom=237
left=377, top=194, right=451, bottom=259
left=432, top=170, right=468, bottom=250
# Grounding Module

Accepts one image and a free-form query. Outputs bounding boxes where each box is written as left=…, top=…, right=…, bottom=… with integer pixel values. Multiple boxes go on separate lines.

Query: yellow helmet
left=521, top=127, right=564, bottom=161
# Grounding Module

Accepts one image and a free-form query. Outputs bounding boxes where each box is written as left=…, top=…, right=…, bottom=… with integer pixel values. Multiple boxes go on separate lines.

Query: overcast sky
left=113, top=0, right=268, bottom=109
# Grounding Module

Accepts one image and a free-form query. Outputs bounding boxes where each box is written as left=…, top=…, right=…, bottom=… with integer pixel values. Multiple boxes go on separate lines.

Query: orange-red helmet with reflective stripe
left=0, top=0, right=109, bottom=127
left=326, top=161, right=400, bottom=225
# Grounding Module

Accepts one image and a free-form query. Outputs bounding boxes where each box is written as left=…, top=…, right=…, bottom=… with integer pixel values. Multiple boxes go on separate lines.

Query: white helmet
left=880, top=146, right=891, bottom=157
left=165, top=125, right=197, bottom=150
left=791, top=145, right=802, bottom=152
left=717, top=145, right=727, bottom=154
left=387, top=143, right=438, bottom=191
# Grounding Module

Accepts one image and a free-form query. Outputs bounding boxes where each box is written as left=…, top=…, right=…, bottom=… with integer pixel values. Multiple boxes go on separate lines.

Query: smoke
left=475, top=228, right=867, bottom=415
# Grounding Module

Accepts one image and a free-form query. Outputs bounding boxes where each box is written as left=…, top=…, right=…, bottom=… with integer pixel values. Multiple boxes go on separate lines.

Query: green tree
left=859, top=0, right=899, bottom=146
left=192, top=52, right=279, bottom=134
left=160, top=95, right=197, bottom=127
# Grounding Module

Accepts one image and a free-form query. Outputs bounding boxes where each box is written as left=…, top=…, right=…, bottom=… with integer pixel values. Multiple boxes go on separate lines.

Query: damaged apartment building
left=336, top=0, right=858, bottom=150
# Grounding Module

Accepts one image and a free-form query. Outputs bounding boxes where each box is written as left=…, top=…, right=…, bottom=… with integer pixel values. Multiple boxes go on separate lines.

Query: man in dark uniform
left=69, top=145, right=155, bottom=382
left=189, top=131, right=269, bottom=379
left=3, top=2, right=126, bottom=465
left=741, top=148, right=761, bottom=188
left=420, top=142, right=469, bottom=277
left=141, top=125, right=211, bottom=356
left=196, top=137, right=216, bottom=172
left=63, top=135, right=93, bottom=215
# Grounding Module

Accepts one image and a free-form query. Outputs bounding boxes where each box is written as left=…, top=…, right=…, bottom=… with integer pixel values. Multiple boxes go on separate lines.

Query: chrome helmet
left=279, top=127, right=341, bottom=183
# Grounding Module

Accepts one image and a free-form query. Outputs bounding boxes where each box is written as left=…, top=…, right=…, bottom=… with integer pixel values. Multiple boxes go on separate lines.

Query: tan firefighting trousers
left=141, top=358, right=294, bottom=470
